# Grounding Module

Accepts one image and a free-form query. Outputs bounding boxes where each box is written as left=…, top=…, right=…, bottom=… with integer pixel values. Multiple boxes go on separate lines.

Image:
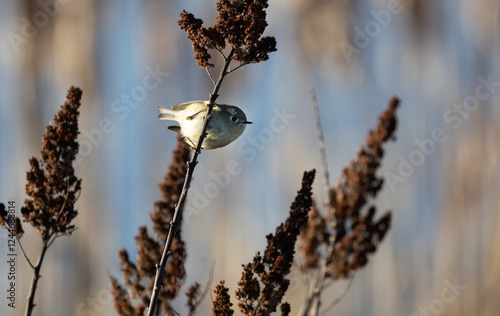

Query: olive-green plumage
left=158, top=101, right=252, bottom=149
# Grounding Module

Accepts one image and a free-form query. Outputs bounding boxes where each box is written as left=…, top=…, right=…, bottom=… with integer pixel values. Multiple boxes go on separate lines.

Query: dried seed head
left=179, top=0, right=277, bottom=68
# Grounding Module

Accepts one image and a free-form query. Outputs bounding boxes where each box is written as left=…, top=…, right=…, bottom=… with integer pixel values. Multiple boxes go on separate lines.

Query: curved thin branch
left=205, top=67, right=216, bottom=86
left=17, top=238, right=35, bottom=270
left=319, top=277, right=353, bottom=314
left=215, top=47, right=226, bottom=59
left=227, top=62, right=247, bottom=74
left=199, top=261, right=216, bottom=305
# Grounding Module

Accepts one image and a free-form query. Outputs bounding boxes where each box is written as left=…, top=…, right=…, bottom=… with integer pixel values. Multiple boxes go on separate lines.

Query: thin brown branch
left=167, top=305, right=180, bottom=316
left=227, top=62, right=247, bottom=74
left=46, top=233, right=58, bottom=248
left=215, top=47, right=226, bottom=59
left=146, top=48, right=235, bottom=316
left=25, top=239, right=50, bottom=316
left=206, top=67, right=216, bottom=86
left=17, top=237, right=35, bottom=270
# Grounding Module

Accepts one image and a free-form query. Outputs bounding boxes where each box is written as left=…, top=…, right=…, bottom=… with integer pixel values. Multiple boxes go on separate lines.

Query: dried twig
left=147, top=48, right=235, bottom=316
left=17, top=238, right=35, bottom=270
left=310, top=89, right=331, bottom=198
left=25, top=240, right=50, bottom=316
left=205, top=67, right=216, bottom=86
left=227, top=62, right=247, bottom=74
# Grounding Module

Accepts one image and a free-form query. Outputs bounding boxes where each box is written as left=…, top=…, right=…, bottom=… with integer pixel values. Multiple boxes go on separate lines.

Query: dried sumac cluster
left=0, top=86, right=82, bottom=242
left=299, top=98, right=400, bottom=280
left=213, top=170, right=316, bottom=315
left=178, top=0, right=277, bottom=67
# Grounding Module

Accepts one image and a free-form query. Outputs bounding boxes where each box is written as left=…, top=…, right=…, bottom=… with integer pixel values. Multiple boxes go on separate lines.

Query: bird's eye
left=230, top=116, right=238, bottom=123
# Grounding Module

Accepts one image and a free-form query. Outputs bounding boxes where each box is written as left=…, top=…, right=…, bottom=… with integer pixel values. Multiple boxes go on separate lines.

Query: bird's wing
left=171, top=101, right=207, bottom=111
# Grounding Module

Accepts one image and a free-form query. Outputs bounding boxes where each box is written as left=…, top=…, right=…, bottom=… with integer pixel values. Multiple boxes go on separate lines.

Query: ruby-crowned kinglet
left=158, top=100, right=252, bottom=149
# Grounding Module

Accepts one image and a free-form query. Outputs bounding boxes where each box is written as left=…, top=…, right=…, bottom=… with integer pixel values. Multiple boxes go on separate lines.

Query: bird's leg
left=186, top=109, right=205, bottom=120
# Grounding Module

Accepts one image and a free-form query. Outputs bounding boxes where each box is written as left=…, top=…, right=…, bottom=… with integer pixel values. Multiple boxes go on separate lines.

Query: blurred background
left=0, top=0, right=499, bottom=315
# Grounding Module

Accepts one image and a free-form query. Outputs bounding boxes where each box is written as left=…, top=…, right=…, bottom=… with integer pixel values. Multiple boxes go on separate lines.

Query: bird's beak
left=243, top=121, right=253, bottom=124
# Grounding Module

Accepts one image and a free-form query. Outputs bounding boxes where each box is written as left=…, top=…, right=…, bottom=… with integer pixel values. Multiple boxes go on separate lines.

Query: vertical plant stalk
left=301, top=91, right=336, bottom=316
left=310, top=89, right=331, bottom=198
left=304, top=250, right=333, bottom=316
left=146, top=48, right=235, bottom=316
left=25, top=238, right=50, bottom=316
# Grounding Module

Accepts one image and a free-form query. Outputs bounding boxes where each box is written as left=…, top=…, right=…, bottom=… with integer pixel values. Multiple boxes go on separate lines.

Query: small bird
left=158, top=100, right=252, bottom=149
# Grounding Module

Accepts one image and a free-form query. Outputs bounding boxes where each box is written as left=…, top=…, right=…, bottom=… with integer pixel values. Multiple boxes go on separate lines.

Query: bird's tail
left=158, top=106, right=176, bottom=121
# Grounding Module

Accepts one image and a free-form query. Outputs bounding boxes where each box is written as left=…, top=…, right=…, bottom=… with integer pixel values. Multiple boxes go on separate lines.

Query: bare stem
left=302, top=91, right=339, bottom=316
left=227, top=62, right=247, bottom=74
left=205, top=67, right=216, bottom=86
left=310, top=89, right=331, bottom=198
left=24, top=237, right=50, bottom=316
left=17, top=237, right=35, bottom=270
left=146, top=48, right=236, bottom=316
